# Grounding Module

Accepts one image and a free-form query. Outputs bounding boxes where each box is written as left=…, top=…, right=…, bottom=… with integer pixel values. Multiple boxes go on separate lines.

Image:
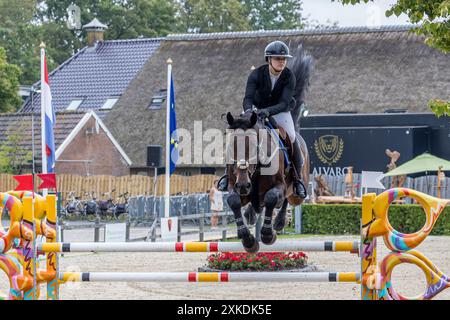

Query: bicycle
left=63, top=191, right=85, bottom=220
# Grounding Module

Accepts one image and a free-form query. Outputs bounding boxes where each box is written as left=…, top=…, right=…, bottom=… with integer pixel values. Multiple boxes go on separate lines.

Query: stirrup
left=294, top=180, right=307, bottom=199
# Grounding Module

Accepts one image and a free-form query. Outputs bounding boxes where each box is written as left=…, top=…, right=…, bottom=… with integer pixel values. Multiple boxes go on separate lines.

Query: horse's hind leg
left=273, top=199, right=288, bottom=231
left=261, top=186, right=284, bottom=245
left=243, top=204, right=258, bottom=226
left=227, top=192, right=259, bottom=253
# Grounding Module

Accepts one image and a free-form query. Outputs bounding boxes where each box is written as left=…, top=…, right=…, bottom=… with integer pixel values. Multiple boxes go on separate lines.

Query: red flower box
left=206, top=252, right=308, bottom=271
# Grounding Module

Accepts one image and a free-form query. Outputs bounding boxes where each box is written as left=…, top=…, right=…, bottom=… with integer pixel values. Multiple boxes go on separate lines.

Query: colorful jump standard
left=0, top=187, right=448, bottom=300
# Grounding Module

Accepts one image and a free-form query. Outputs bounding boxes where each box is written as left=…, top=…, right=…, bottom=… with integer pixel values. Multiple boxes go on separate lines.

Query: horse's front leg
left=227, top=191, right=259, bottom=253
left=261, top=185, right=285, bottom=245
left=273, top=199, right=288, bottom=231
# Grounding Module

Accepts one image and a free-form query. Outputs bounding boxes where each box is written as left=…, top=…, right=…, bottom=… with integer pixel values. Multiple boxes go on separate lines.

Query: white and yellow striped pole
left=39, top=240, right=360, bottom=253
left=60, top=272, right=360, bottom=283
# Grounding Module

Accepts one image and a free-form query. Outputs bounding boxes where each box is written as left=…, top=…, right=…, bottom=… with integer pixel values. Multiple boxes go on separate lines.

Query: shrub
left=299, top=204, right=450, bottom=235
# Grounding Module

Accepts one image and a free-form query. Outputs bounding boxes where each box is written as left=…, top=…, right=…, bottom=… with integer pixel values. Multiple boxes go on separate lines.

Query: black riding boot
left=292, top=139, right=307, bottom=199
left=217, top=167, right=229, bottom=191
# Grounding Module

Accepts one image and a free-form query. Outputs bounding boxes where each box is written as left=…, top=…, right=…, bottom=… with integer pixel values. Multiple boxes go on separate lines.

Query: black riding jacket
left=243, top=64, right=296, bottom=116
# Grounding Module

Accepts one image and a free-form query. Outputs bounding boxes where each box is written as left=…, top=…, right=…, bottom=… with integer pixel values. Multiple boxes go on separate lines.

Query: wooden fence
left=0, top=174, right=218, bottom=201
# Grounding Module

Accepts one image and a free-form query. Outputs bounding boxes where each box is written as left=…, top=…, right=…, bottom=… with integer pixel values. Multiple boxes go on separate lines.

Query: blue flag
left=169, top=72, right=178, bottom=175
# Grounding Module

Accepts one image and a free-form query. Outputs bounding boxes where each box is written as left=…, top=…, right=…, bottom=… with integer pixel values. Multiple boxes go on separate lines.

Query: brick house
left=0, top=111, right=130, bottom=175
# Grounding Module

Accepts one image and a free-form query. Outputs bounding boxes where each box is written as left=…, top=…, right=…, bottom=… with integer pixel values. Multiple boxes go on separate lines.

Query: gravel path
left=1, top=227, right=449, bottom=300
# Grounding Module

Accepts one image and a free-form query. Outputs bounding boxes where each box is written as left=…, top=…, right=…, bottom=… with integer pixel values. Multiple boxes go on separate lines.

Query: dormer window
left=149, top=89, right=167, bottom=110
left=101, top=97, right=120, bottom=110
left=67, top=99, right=84, bottom=111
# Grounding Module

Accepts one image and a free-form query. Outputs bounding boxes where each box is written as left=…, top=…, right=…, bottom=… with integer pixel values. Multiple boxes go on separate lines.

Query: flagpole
left=164, top=58, right=172, bottom=219
left=40, top=43, right=48, bottom=185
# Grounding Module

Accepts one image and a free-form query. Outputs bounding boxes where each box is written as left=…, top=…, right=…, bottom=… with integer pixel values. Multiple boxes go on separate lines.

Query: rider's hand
left=256, top=109, right=270, bottom=119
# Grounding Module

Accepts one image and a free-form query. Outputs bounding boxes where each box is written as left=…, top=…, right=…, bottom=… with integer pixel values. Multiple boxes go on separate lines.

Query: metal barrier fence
left=128, top=193, right=231, bottom=222
left=128, top=175, right=448, bottom=220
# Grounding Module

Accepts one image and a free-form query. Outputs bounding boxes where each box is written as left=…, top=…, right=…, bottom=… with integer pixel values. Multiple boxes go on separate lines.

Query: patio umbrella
left=384, top=153, right=450, bottom=176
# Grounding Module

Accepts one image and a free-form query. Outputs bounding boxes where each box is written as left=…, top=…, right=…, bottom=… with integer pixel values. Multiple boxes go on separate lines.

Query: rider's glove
left=256, top=109, right=270, bottom=119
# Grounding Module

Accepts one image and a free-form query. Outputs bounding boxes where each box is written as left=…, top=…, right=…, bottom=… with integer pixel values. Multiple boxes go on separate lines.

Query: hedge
left=299, top=204, right=450, bottom=235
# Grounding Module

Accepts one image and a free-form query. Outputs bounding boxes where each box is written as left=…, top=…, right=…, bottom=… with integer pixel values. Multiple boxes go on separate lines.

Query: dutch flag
left=41, top=45, right=56, bottom=173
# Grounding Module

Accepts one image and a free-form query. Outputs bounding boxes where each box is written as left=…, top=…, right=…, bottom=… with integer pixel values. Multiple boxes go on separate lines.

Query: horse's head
left=226, top=111, right=259, bottom=196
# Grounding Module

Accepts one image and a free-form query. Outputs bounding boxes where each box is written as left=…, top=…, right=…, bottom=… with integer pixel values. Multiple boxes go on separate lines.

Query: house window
left=148, top=89, right=167, bottom=110
left=101, top=97, right=120, bottom=110
left=67, top=99, right=84, bottom=111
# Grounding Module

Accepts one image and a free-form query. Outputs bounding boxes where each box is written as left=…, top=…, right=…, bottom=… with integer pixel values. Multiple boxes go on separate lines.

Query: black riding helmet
left=264, top=41, right=293, bottom=62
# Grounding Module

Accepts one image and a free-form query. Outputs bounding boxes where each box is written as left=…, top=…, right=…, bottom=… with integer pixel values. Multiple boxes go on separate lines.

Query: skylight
left=148, top=89, right=167, bottom=110
left=101, top=97, right=120, bottom=110
left=67, top=99, right=84, bottom=111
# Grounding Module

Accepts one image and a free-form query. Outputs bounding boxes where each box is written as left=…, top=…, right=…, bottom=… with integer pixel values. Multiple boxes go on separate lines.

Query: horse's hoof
left=261, top=230, right=277, bottom=245
left=273, top=215, right=286, bottom=231
left=242, top=235, right=259, bottom=253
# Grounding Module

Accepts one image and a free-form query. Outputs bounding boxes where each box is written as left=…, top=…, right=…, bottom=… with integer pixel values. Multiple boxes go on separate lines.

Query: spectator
left=209, top=179, right=223, bottom=229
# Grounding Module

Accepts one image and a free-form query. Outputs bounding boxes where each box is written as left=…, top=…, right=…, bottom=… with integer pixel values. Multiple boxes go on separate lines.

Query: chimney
left=83, top=18, right=108, bottom=47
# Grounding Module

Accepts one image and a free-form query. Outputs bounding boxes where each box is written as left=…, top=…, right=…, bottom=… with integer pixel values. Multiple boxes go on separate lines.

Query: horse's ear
left=226, top=112, right=234, bottom=126
left=250, top=112, right=257, bottom=126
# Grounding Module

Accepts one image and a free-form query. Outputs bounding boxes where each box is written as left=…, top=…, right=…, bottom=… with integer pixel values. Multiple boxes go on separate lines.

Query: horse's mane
left=227, top=110, right=264, bottom=131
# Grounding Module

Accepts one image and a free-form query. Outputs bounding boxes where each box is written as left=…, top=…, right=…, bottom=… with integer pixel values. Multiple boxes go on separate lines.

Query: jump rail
left=39, top=241, right=359, bottom=253
left=59, top=272, right=360, bottom=283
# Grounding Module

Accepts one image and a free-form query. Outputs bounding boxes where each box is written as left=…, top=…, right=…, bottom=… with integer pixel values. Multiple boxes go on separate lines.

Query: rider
left=218, top=40, right=307, bottom=199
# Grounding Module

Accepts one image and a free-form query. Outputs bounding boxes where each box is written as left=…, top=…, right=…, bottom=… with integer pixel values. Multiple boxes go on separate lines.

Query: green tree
left=0, top=47, right=21, bottom=112
left=177, top=0, right=251, bottom=33
left=336, top=0, right=450, bottom=52
left=0, top=125, right=32, bottom=174
left=0, top=0, right=45, bottom=85
left=241, top=0, right=305, bottom=30
left=1, top=0, right=179, bottom=84
left=39, top=0, right=178, bottom=45
left=335, top=0, right=450, bottom=117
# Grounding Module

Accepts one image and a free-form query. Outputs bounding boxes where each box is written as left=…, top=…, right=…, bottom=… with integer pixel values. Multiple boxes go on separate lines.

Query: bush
left=299, top=204, right=450, bottom=235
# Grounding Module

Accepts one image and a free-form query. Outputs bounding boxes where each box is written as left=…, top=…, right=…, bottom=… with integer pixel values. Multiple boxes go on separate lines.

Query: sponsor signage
left=301, top=126, right=429, bottom=175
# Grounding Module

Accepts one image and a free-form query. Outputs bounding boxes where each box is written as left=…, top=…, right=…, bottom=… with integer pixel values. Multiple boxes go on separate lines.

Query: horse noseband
left=237, top=160, right=249, bottom=170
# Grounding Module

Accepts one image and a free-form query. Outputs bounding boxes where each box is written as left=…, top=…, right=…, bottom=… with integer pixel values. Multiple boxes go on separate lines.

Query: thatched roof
left=104, top=25, right=450, bottom=166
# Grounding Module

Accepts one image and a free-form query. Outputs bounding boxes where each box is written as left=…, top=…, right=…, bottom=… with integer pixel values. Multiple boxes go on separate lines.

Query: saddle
left=265, top=116, right=294, bottom=168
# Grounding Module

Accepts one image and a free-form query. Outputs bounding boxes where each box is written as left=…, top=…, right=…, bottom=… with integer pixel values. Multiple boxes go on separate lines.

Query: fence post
left=94, top=217, right=100, bottom=242
left=199, top=209, right=205, bottom=242
left=177, top=218, right=181, bottom=242
left=222, top=213, right=227, bottom=241
left=125, top=220, right=131, bottom=242
left=60, top=225, right=65, bottom=243
left=295, top=205, right=302, bottom=234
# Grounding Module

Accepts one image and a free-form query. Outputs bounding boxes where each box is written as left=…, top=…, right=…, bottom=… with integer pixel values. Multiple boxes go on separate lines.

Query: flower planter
left=199, top=251, right=317, bottom=272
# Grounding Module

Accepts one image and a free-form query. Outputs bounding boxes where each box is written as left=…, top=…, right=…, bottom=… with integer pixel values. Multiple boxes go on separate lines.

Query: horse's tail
left=288, top=44, right=314, bottom=130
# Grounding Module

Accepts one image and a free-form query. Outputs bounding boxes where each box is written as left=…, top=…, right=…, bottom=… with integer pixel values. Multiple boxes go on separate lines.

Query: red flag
left=13, top=175, right=34, bottom=191
left=37, top=173, right=57, bottom=190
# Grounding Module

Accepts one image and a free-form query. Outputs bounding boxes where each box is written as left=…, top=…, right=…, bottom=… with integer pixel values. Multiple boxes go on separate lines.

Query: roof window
left=149, top=89, right=167, bottom=110
left=101, top=97, right=120, bottom=110
left=67, top=99, right=84, bottom=111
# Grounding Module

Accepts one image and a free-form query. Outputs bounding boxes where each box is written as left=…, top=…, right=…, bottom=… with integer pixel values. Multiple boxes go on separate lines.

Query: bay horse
left=225, top=110, right=310, bottom=252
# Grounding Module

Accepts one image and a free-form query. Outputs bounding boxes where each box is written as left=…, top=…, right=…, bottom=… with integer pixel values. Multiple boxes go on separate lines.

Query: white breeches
left=272, top=111, right=296, bottom=142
